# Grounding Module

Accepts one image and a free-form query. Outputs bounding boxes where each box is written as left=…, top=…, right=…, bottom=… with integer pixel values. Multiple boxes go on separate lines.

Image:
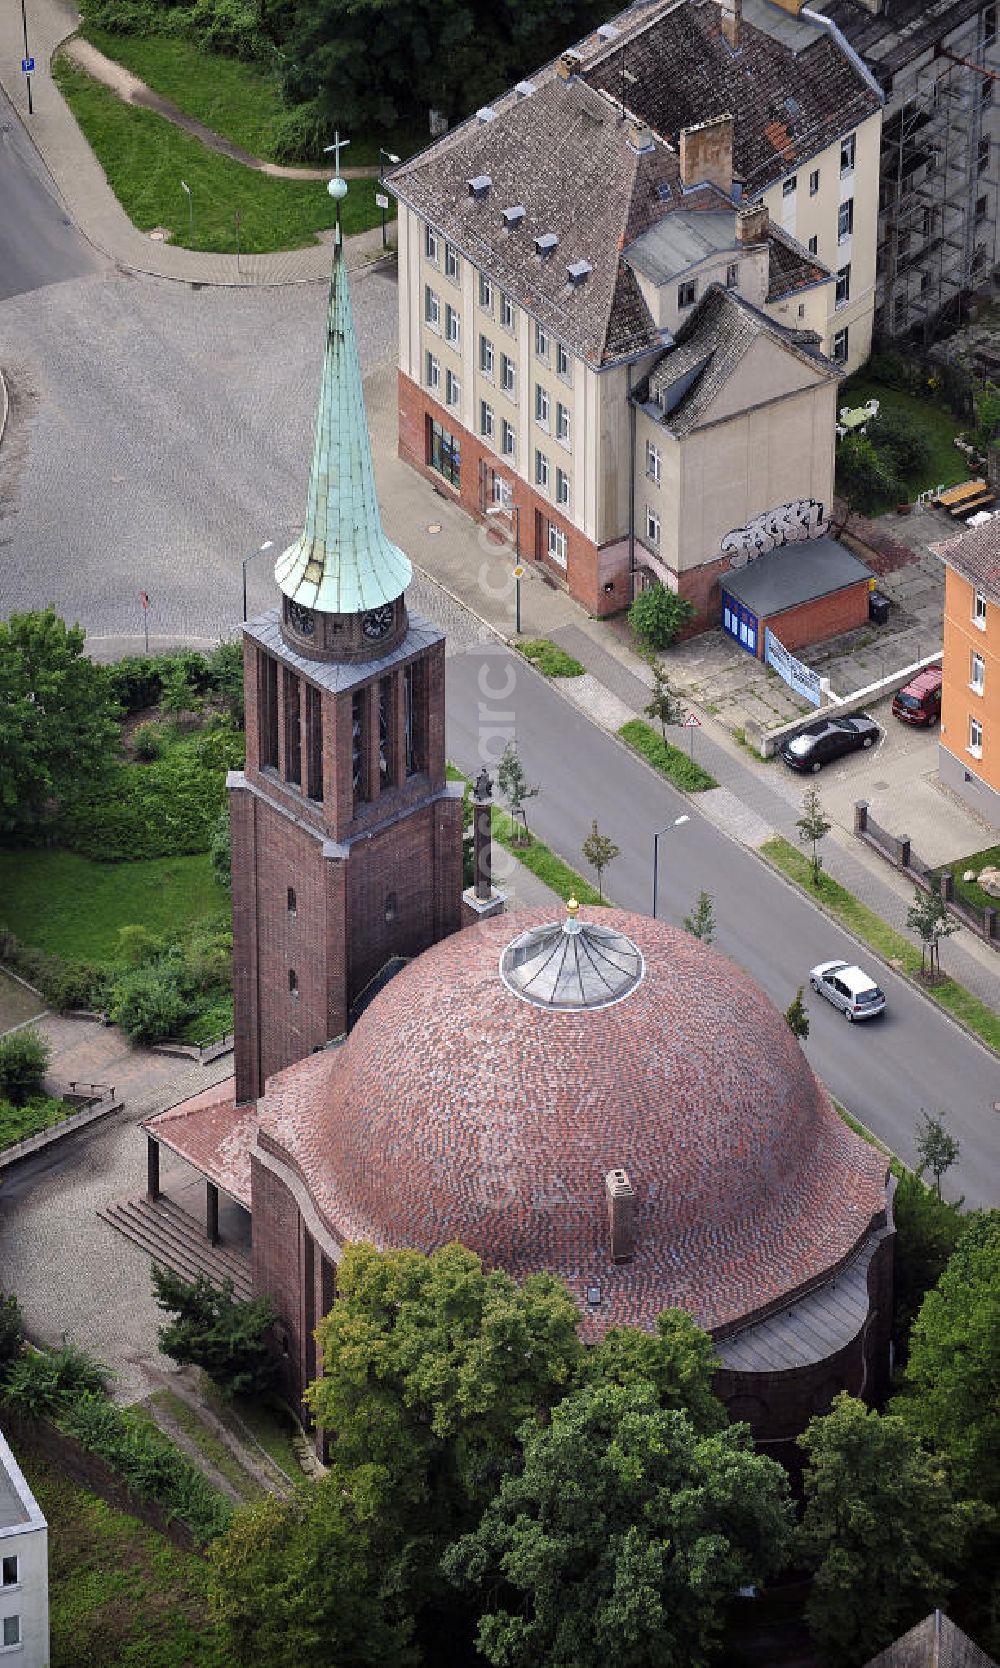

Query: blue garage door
left=721, top=591, right=758, bottom=655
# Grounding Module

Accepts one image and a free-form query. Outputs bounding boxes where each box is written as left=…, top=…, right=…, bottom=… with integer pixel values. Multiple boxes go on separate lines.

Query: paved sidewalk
left=0, top=0, right=386, bottom=283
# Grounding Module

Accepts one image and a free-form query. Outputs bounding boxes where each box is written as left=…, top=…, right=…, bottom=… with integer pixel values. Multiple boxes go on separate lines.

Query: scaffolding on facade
left=877, top=15, right=1000, bottom=348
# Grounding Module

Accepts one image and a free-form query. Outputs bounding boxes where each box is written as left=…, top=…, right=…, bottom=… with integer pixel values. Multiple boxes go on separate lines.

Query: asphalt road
left=446, top=644, right=1000, bottom=1209
left=0, top=85, right=98, bottom=300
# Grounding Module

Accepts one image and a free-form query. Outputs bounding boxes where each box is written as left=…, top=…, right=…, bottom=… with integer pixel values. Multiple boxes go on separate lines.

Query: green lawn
left=0, top=1095, right=72, bottom=1150
left=18, top=1445, right=229, bottom=1668
left=53, top=57, right=386, bottom=252
left=762, top=836, right=1000, bottom=1053
left=491, top=807, right=606, bottom=907
left=0, top=849, right=226, bottom=962
left=618, top=719, right=718, bottom=792
left=518, top=639, right=585, bottom=678
left=935, top=843, right=1000, bottom=916
left=81, top=25, right=289, bottom=159
left=837, top=375, right=968, bottom=503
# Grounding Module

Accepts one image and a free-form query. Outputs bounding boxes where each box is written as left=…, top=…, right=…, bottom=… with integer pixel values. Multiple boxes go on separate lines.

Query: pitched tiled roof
left=767, top=222, right=830, bottom=299
left=816, top=0, right=984, bottom=83
left=584, top=0, right=881, bottom=195
left=255, top=908, right=888, bottom=1342
left=637, top=283, right=831, bottom=436
left=864, top=1612, right=999, bottom=1668
left=146, top=1077, right=254, bottom=1209
left=390, top=75, right=669, bottom=366
left=932, top=518, right=1000, bottom=604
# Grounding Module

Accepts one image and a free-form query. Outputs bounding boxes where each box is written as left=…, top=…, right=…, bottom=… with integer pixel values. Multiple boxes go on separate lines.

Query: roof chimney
left=720, top=0, right=742, bottom=48
left=736, top=201, right=769, bottom=244
left=556, top=49, right=583, bottom=81
left=767, top=0, right=807, bottom=13
left=679, top=114, right=734, bottom=196
left=605, top=1169, right=636, bottom=1264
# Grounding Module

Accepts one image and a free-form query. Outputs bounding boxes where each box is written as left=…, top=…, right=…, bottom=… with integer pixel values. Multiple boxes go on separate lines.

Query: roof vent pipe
left=606, top=1169, right=636, bottom=1263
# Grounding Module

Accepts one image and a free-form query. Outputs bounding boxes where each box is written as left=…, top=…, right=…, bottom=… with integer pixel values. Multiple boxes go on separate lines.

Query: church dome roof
left=256, top=908, right=888, bottom=1337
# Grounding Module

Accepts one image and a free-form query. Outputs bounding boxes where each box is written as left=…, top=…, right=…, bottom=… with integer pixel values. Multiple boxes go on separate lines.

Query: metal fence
left=853, top=801, right=998, bottom=947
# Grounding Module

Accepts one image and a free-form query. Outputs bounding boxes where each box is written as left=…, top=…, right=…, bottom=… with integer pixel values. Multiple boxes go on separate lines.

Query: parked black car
left=781, top=713, right=880, bottom=772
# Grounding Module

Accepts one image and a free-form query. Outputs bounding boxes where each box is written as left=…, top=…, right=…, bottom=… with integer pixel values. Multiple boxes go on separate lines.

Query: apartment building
left=799, top=0, right=1000, bottom=342
left=389, top=0, right=878, bottom=620
left=0, top=1429, right=49, bottom=1668
left=936, top=519, right=1000, bottom=824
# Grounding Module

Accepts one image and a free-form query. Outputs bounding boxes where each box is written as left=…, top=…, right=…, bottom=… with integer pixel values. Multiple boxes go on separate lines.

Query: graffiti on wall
left=721, top=499, right=829, bottom=569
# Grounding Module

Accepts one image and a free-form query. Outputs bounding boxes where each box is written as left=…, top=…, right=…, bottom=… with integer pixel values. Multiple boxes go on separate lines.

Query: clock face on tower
left=288, top=601, right=315, bottom=637
left=362, top=603, right=394, bottom=642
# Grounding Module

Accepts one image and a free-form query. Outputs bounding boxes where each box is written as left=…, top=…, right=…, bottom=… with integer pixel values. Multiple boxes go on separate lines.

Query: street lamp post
left=378, top=147, right=400, bottom=251
left=242, top=540, right=275, bottom=622
left=485, top=500, right=522, bottom=634
left=651, top=814, right=690, bottom=919
left=180, top=179, right=193, bottom=242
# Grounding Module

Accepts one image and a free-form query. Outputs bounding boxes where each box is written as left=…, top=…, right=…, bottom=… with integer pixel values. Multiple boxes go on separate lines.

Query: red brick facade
left=762, top=581, right=871, bottom=659
left=398, top=369, right=623, bottom=618
left=231, top=626, right=463, bottom=1104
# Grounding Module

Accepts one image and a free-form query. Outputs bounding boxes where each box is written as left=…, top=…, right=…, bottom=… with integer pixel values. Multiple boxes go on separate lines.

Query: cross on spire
left=324, top=130, right=350, bottom=175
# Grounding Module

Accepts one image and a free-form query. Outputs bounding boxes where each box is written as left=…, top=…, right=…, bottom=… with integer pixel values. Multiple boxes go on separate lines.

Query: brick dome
left=256, top=908, right=888, bottom=1338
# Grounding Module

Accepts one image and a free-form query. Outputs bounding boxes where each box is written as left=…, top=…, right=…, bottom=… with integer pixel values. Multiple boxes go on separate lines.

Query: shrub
left=132, top=721, right=165, bottom=761
left=2, top=1341, right=109, bottom=1418
left=628, top=584, right=695, bottom=652
left=207, top=639, right=245, bottom=727
left=105, top=654, right=169, bottom=713
left=0, top=1096, right=70, bottom=1148
left=191, top=715, right=245, bottom=772
left=177, top=917, right=232, bottom=992
left=40, top=958, right=110, bottom=1013
left=972, top=380, right=1000, bottom=453
left=0, top=1292, right=23, bottom=1377
left=59, top=742, right=230, bottom=860
left=108, top=962, right=190, bottom=1043
left=892, top=1171, right=966, bottom=1362
left=210, top=807, right=232, bottom=890
left=152, top=1265, right=280, bottom=1399
left=0, top=1028, right=50, bottom=1106
left=115, top=924, right=166, bottom=967
left=867, top=409, right=932, bottom=478
left=836, top=433, right=901, bottom=512
left=618, top=719, right=718, bottom=792
left=269, top=99, right=331, bottom=164
left=57, top=1391, right=232, bottom=1544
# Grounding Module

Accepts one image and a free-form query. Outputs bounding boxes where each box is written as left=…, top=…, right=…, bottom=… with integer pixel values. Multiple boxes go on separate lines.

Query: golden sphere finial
left=566, top=897, right=580, bottom=917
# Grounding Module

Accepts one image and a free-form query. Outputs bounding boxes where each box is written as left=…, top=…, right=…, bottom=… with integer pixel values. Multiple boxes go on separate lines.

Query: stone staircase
left=99, top=1194, right=253, bottom=1301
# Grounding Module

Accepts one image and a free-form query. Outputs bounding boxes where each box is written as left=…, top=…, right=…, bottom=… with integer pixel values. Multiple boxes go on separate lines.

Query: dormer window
left=468, top=175, right=491, bottom=200
left=535, top=232, right=559, bottom=257
left=567, top=259, right=591, bottom=285
left=503, top=205, right=525, bottom=230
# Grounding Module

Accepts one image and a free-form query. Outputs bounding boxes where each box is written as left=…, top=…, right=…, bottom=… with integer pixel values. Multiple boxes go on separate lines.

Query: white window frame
left=424, top=285, right=440, bottom=330
left=425, top=225, right=440, bottom=263
left=445, top=303, right=460, bottom=346
left=501, top=292, right=515, bottom=332
left=444, top=242, right=460, bottom=280
left=970, top=650, right=986, bottom=693
left=645, top=506, right=661, bottom=547
left=833, top=326, right=849, bottom=364
left=1, top=1557, right=18, bottom=1589
left=555, top=466, right=570, bottom=509
left=547, top=522, right=568, bottom=567
left=556, top=341, right=571, bottom=382
left=969, top=715, right=983, bottom=757
left=556, top=402, right=571, bottom=445
left=535, top=322, right=549, bottom=362
left=809, top=168, right=820, bottom=196
left=646, top=439, right=661, bottom=485
left=535, top=449, right=550, bottom=491
left=479, top=334, right=494, bottom=378
left=838, top=198, right=854, bottom=243
left=501, top=418, right=516, bottom=458
left=835, top=263, right=851, bottom=308
left=479, top=272, right=493, bottom=310
left=535, top=384, right=550, bottom=430
left=425, top=351, right=440, bottom=393
left=445, top=368, right=460, bottom=408
left=500, top=353, right=515, bottom=396
left=974, top=589, right=988, bottom=628
left=480, top=400, right=495, bottom=441
left=840, top=132, right=856, bottom=175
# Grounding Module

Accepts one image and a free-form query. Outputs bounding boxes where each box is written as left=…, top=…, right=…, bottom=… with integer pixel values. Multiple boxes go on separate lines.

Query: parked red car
left=891, top=667, right=942, bottom=727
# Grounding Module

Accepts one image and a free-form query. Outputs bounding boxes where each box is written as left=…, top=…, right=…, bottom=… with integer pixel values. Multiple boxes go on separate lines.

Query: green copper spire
left=275, top=170, right=411, bottom=616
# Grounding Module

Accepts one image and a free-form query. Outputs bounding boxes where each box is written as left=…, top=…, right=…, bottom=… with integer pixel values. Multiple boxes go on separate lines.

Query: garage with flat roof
left=720, top=536, right=872, bottom=658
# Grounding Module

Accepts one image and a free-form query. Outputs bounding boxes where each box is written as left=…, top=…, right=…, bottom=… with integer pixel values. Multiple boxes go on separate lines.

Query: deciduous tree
left=497, top=739, right=539, bottom=841
left=907, top=886, right=958, bottom=978
left=581, top=819, right=619, bottom=899
left=683, top=890, right=715, bottom=943
left=796, top=785, right=831, bottom=886
left=914, top=1109, right=960, bottom=1199
left=0, top=608, right=119, bottom=838
left=628, top=584, right=694, bottom=653
left=785, top=987, right=810, bottom=1040
left=151, top=1265, right=279, bottom=1398
left=577, top=1309, right=727, bottom=1434
left=644, top=659, right=682, bottom=738
left=445, top=1380, right=792, bottom=1668
left=798, top=1394, right=977, bottom=1667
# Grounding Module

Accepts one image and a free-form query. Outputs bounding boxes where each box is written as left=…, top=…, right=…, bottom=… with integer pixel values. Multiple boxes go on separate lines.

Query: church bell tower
left=229, top=157, right=463, bottom=1105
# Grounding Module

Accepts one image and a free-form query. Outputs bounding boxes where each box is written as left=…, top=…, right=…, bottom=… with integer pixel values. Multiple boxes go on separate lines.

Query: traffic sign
left=682, top=711, right=701, bottom=727
left=21, top=57, right=34, bottom=73
left=375, top=192, right=389, bottom=210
